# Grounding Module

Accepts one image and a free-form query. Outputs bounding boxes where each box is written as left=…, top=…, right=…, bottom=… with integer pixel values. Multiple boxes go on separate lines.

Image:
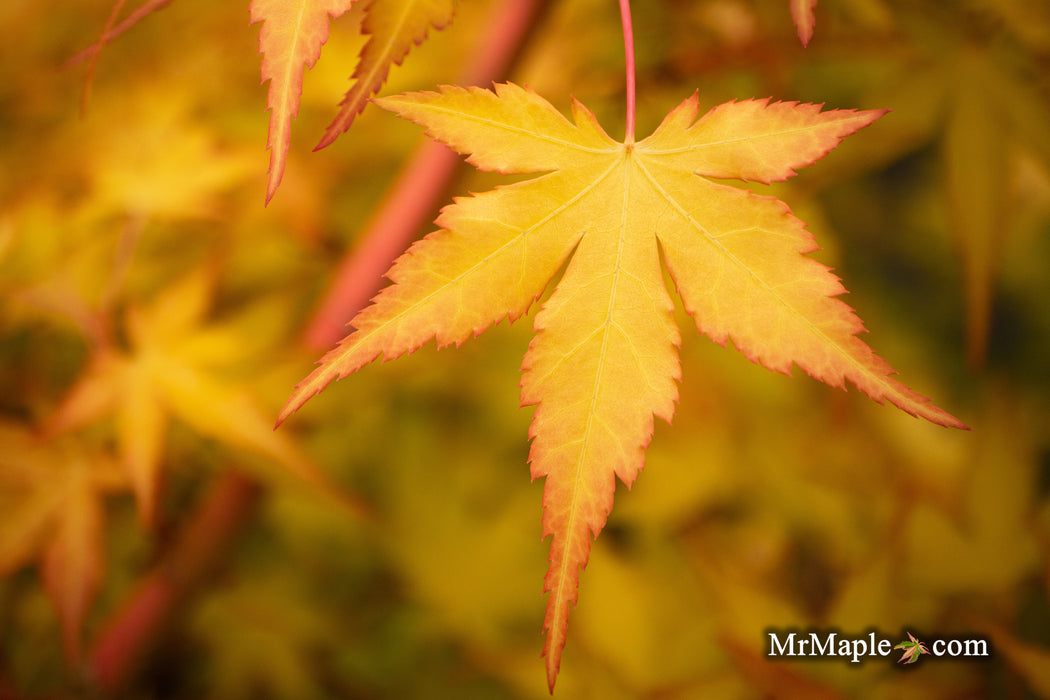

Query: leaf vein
left=636, top=159, right=903, bottom=394
left=640, top=121, right=852, bottom=155
left=397, top=101, right=619, bottom=156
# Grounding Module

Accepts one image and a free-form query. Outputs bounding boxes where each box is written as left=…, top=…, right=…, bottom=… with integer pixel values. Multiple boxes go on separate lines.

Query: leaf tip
left=936, top=411, right=971, bottom=431
left=263, top=170, right=282, bottom=206
left=545, top=656, right=559, bottom=694
left=275, top=374, right=325, bottom=429
left=863, top=107, right=892, bottom=124
left=312, top=134, right=335, bottom=152
left=791, top=0, right=818, bottom=47
left=273, top=404, right=293, bottom=430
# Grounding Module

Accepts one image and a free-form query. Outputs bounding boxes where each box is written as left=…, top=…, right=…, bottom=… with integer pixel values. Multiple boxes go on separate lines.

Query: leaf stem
left=619, top=0, right=636, bottom=144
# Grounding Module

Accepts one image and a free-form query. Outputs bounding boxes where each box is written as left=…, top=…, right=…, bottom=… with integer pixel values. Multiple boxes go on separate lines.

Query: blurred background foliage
left=1, top=0, right=1049, bottom=697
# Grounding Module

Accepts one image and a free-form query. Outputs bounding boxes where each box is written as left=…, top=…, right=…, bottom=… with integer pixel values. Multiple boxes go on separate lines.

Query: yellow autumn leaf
left=0, top=424, right=125, bottom=662
left=48, top=269, right=362, bottom=524
left=278, top=82, right=966, bottom=689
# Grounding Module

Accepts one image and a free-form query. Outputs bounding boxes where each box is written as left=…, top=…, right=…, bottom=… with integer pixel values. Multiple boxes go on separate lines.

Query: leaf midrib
left=544, top=148, right=634, bottom=678
left=638, top=119, right=857, bottom=155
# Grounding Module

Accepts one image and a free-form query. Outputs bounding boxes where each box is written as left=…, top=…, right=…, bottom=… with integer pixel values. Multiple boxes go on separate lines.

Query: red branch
left=89, top=471, right=261, bottom=693
left=78, top=0, right=128, bottom=114
left=64, top=0, right=175, bottom=68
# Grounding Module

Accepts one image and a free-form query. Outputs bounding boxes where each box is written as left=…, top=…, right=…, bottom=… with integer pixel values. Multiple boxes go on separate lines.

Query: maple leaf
left=47, top=269, right=361, bottom=524
left=277, top=82, right=967, bottom=690
left=894, top=631, right=930, bottom=664
left=251, top=0, right=356, bottom=204
left=314, top=0, right=456, bottom=151
left=827, top=10, right=1050, bottom=368
left=0, top=424, right=126, bottom=663
left=790, top=0, right=818, bottom=46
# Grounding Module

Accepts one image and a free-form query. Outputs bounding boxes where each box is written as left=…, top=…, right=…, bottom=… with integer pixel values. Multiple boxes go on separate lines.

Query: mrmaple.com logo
left=766, top=628, right=990, bottom=665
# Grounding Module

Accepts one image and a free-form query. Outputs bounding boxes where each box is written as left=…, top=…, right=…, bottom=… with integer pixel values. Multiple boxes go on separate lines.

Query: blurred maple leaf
left=790, top=0, right=818, bottom=46
left=0, top=423, right=126, bottom=663
left=851, top=6, right=1050, bottom=368
left=190, top=578, right=341, bottom=699
left=46, top=268, right=358, bottom=525
left=982, top=623, right=1050, bottom=699
left=277, top=82, right=967, bottom=689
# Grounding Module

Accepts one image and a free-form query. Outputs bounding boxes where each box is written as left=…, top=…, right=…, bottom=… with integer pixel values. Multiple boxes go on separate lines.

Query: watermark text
left=765, top=628, right=990, bottom=665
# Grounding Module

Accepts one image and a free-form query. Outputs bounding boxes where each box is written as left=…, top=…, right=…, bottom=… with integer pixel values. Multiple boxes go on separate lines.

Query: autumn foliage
left=278, top=80, right=966, bottom=686
left=2, top=0, right=1050, bottom=698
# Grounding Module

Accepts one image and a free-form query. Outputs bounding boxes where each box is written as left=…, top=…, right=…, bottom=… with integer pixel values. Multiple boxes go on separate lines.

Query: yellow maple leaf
left=0, top=423, right=125, bottom=662
left=251, top=0, right=355, bottom=203
left=251, top=0, right=456, bottom=202
left=48, top=268, right=361, bottom=525
left=277, top=82, right=967, bottom=690
left=314, top=0, right=456, bottom=150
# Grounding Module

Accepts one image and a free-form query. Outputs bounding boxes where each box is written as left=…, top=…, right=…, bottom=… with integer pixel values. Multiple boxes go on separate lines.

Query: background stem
left=89, top=471, right=262, bottom=693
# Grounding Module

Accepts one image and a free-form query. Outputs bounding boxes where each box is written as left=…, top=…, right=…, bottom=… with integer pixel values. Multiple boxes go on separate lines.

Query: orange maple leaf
left=791, top=0, right=818, bottom=46
left=277, top=83, right=968, bottom=690
left=314, top=0, right=456, bottom=151
left=251, top=0, right=356, bottom=204
left=0, top=425, right=126, bottom=663
left=252, top=0, right=455, bottom=202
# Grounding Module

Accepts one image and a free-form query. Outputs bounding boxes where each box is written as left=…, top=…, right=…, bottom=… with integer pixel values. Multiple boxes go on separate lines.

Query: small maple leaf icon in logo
left=894, top=632, right=930, bottom=664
